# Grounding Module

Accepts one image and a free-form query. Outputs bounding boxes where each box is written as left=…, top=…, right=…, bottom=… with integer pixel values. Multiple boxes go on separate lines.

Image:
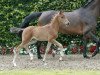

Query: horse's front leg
left=43, top=42, right=51, bottom=62
left=82, top=37, right=89, bottom=58
left=36, top=41, right=43, bottom=59
left=12, top=44, right=23, bottom=66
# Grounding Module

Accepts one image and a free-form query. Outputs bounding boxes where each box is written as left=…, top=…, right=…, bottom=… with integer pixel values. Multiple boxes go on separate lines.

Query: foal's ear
left=59, top=10, right=64, bottom=14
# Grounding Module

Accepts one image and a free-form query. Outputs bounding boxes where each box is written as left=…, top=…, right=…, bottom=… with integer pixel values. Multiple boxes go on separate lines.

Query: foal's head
left=56, top=11, right=70, bottom=26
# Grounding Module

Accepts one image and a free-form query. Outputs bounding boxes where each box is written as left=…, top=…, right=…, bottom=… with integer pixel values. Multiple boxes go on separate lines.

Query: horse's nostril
left=67, top=22, right=70, bottom=25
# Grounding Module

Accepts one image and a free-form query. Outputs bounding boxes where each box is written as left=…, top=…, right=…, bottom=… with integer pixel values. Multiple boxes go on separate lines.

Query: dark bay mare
left=10, top=0, right=100, bottom=58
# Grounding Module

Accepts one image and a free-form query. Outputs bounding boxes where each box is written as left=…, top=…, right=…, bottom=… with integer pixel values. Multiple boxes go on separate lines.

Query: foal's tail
left=10, top=27, right=24, bottom=37
left=10, top=12, right=42, bottom=37
left=10, top=27, right=24, bottom=34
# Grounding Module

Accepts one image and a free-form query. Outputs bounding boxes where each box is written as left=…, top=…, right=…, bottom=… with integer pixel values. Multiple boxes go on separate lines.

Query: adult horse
left=10, top=0, right=100, bottom=58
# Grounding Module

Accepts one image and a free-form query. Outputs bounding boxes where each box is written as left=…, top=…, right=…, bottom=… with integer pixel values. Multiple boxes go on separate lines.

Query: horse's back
left=38, top=10, right=57, bottom=25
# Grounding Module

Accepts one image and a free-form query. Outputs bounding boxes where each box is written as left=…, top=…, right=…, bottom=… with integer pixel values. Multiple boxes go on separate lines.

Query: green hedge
left=0, top=0, right=99, bottom=46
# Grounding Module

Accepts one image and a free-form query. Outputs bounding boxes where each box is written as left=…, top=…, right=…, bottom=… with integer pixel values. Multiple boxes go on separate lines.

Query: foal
left=13, top=11, right=70, bottom=66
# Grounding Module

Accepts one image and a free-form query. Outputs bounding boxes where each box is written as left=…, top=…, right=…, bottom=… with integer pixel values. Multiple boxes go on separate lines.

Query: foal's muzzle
left=65, top=22, right=70, bottom=26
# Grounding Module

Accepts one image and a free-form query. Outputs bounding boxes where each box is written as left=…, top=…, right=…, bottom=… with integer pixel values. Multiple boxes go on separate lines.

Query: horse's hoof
left=52, top=53, right=55, bottom=57
left=44, top=62, right=47, bottom=66
left=12, top=61, right=17, bottom=67
left=84, top=56, right=90, bottom=59
left=92, top=51, right=98, bottom=57
left=38, top=56, right=43, bottom=59
left=13, top=63, right=17, bottom=67
left=59, top=57, right=63, bottom=61
left=52, top=50, right=56, bottom=57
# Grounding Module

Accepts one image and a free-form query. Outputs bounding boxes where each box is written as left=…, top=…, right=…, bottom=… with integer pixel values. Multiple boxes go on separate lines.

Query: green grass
left=0, top=69, right=100, bottom=75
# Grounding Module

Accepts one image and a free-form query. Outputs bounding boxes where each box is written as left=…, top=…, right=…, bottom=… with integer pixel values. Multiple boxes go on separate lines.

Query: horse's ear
left=59, top=10, right=64, bottom=14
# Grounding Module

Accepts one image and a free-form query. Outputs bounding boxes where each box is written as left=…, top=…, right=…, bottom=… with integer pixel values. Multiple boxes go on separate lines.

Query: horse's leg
left=26, top=40, right=37, bottom=60
left=12, top=43, right=23, bottom=66
left=12, top=47, right=17, bottom=66
left=36, top=41, right=43, bottom=59
left=25, top=45, right=34, bottom=61
left=82, top=36, right=90, bottom=58
left=43, top=42, right=51, bottom=62
left=51, top=40, right=64, bottom=61
left=82, top=25, right=95, bottom=58
left=88, top=32, right=100, bottom=57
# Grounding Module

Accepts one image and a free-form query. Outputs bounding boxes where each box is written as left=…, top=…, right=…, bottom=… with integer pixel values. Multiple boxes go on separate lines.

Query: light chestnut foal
left=13, top=11, right=70, bottom=66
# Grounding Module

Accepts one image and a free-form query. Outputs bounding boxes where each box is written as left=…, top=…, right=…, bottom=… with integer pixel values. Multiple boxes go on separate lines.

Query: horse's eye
left=61, top=17, right=64, bottom=18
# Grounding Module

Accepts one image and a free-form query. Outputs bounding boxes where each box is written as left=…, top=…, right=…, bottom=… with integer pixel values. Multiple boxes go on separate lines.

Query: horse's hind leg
left=12, top=47, right=17, bottom=66
left=12, top=43, right=23, bottom=66
left=51, top=40, right=64, bottom=61
left=88, top=32, right=100, bottom=57
left=43, top=42, right=51, bottom=62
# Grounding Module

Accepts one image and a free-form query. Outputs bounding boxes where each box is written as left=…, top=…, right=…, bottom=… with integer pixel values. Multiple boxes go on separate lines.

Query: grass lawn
left=0, top=69, right=100, bottom=75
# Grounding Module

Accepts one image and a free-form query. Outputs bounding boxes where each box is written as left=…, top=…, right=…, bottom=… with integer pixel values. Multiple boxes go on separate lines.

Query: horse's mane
left=50, top=12, right=59, bottom=24
left=83, top=0, right=95, bottom=8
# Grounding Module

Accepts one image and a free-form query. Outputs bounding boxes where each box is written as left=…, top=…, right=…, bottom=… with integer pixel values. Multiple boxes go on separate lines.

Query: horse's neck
left=50, top=17, right=60, bottom=32
left=50, top=18, right=60, bottom=32
left=84, top=0, right=100, bottom=17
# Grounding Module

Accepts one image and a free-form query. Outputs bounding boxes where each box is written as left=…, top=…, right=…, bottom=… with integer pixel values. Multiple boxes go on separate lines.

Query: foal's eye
left=61, top=17, right=64, bottom=18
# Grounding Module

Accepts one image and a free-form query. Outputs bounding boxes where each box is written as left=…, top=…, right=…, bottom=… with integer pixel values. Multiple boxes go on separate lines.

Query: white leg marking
left=43, top=42, right=51, bottom=62
left=12, top=47, right=17, bottom=66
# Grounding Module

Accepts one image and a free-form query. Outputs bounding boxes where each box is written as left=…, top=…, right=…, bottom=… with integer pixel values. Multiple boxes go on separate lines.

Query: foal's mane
left=50, top=12, right=59, bottom=24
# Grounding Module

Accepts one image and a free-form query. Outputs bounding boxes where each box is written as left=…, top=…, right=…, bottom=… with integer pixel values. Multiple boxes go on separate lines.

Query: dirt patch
left=0, top=54, right=100, bottom=70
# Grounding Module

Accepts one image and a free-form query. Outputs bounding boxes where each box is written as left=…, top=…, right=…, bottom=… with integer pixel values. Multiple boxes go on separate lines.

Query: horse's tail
left=20, top=12, right=42, bottom=28
left=10, top=27, right=23, bottom=34
left=10, top=12, right=42, bottom=37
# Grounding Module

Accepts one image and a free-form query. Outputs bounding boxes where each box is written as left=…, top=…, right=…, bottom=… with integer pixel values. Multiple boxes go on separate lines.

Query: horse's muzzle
left=67, top=22, right=70, bottom=25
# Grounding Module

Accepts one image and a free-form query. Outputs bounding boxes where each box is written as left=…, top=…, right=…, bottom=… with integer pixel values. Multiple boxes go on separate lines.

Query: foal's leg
left=43, top=42, right=52, bottom=62
left=12, top=47, right=17, bottom=66
left=25, top=45, right=34, bottom=61
left=51, top=40, right=64, bottom=61
left=12, top=43, right=23, bottom=66
left=26, top=40, right=37, bottom=60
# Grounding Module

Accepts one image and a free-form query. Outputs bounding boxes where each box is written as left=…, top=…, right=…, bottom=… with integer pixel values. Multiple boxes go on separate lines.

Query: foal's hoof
left=12, top=62, right=17, bottom=67
left=92, top=51, right=98, bottom=57
left=59, top=57, right=63, bottom=61
left=12, top=61, right=17, bottom=67
left=38, top=56, right=43, bottom=59
left=44, top=62, right=47, bottom=66
left=14, top=64, right=17, bottom=67
left=84, top=56, right=90, bottom=59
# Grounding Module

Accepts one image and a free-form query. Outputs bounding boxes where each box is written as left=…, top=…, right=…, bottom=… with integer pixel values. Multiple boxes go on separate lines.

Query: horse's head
left=57, top=11, right=70, bottom=26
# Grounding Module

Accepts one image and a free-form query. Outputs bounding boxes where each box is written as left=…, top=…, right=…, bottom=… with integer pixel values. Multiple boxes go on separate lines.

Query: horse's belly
left=32, top=31, right=49, bottom=41
left=60, top=25, right=83, bottom=34
left=32, top=36, right=48, bottom=41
